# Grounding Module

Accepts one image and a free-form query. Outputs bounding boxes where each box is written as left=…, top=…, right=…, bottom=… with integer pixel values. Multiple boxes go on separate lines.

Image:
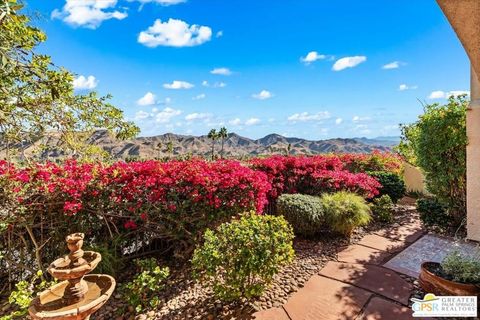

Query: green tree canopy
left=398, top=95, right=467, bottom=220
left=0, top=0, right=139, bottom=159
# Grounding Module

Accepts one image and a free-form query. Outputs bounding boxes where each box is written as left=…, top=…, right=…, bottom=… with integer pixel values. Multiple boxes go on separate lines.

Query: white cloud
left=301, top=51, right=326, bottom=64
left=287, top=111, right=331, bottom=122
left=192, top=93, right=206, bottom=100
left=138, top=18, right=212, bottom=47
left=202, top=80, right=226, bottom=88
left=163, top=80, right=194, bottom=90
left=216, top=30, right=223, bottom=38
left=383, top=124, right=399, bottom=131
left=399, top=84, right=418, bottom=91
left=245, top=118, right=260, bottom=126
left=352, top=116, right=371, bottom=122
left=335, top=118, right=343, bottom=125
left=214, top=82, right=226, bottom=88
left=252, top=90, right=274, bottom=100
left=382, top=61, right=404, bottom=70
left=428, top=90, right=470, bottom=99
left=332, top=56, right=367, bottom=71
left=134, top=0, right=186, bottom=5
left=155, top=107, right=182, bottom=123
left=448, top=90, right=470, bottom=97
left=210, top=67, right=232, bottom=76
left=428, top=91, right=446, bottom=99
left=135, top=110, right=150, bottom=120
left=137, top=92, right=156, bottom=106
left=185, top=112, right=210, bottom=121
left=73, top=75, right=98, bottom=90
left=229, top=118, right=242, bottom=126
left=52, top=0, right=127, bottom=29
left=320, top=128, right=329, bottom=135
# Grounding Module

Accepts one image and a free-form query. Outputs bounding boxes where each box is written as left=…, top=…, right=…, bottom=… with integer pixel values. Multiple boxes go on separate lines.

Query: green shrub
left=371, top=195, right=394, bottom=223
left=0, top=271, right=56, bottom=320
left=369, top=171, right=406, bottom=203
left=121, top=258, right=170, bottom=313
left=321, top=191, right=372, bottom=236
left=441, top=251, right=480, bottom=284
left=192, top=212, right=295, bottom=301
left=417, top=198, right=452, bottom=228
left=277, top=194, right=325, bottom=236
left=398, top=95, right=467, bottom=220
left=84, top=243, right=124, bottom=276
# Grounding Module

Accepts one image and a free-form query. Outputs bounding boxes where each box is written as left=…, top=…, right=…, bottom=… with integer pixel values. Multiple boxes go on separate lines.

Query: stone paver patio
left=384, top=233, right=480, bottom=278
left=254, top=216, right=425, bottom=320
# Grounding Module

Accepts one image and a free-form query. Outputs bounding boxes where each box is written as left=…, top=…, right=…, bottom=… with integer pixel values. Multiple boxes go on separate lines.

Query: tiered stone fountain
left=28, top=233, right=116, bottom=320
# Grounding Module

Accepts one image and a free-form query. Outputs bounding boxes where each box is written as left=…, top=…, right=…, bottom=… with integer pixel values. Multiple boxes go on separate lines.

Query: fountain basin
left=28, top=274, right=116, bottom=320
left=48, top=252, right=102, bottom=281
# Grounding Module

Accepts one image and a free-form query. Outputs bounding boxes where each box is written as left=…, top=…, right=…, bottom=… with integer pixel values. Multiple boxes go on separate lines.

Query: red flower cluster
left=101, top=159, right=271, bottom=217
left=0, top=158, right=270, bottom=221
left=338, top=151, right=404, bottom=175
left=249, top=155, right=383, bottom=200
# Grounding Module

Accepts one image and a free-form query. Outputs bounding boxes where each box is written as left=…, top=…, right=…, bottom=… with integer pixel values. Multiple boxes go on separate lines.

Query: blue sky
left=27, top=0, right=470, bottom=139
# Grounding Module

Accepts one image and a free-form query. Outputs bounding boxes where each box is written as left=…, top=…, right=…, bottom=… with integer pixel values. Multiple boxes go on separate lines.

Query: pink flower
left=124, top=220, right=137, bottom=230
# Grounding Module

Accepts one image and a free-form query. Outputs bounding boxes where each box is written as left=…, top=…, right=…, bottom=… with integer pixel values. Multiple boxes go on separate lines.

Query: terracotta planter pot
left=419, top=262, right=480, bottom=296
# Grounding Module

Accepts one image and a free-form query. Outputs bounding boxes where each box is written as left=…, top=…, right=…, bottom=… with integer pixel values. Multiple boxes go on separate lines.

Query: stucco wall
left=403, top=162, right=427, bottom=194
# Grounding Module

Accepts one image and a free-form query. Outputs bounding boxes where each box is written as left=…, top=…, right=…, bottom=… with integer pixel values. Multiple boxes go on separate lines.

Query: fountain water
left=28, top=233, right=116, bottom=320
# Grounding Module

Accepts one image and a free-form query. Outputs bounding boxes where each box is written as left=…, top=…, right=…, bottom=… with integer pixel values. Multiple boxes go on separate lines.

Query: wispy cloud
left=138, top=18, right=212, bottom=47
left=399, top=84, right=418, bottom=91
left=332, top=56, right=367, bottom=71
left=335, top=118, right=343, bottom=125
left=300, top=51, right=326, bottom=64
left=352, top=115, right=371, bottom=122
left=133, top=0, right=186, bottom=6
left=52, top=0, right=127, bottom=29
left=155, top=107, right=182, bottom=123
left=210, top=67, right=232, bottom=76
left=192, top=93, right=206, bottom=100
left=287, top=111, right=331, bottom=122
left=163, top=80, right=194, bottom=89
left=428, top=90, right=470, bottom=99
left=382, top=61, right=405, bottom=70
left=185, top=112, right=211, bottom=122
left=228, top=118, right=242, bottom=126
left=245, top=118, right=261, bottom=126
left=202, top=80, right=226, bottom=88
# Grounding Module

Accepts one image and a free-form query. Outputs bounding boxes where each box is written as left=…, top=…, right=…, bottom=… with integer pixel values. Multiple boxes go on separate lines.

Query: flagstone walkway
left=254, top=215, right=424, bottom=320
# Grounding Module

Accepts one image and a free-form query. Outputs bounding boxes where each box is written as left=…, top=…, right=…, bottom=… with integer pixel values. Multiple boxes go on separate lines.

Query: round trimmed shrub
left=416, top=197, right=452, bottom=228
left=369, top=171, right=406, bottom=203
left=371, top=194, right=394, bottom=223
left=191, top=212, right=295, bottom=302
left=321, top=191, right=372, bottom=236
left=277, top=194, right=325, bottom=237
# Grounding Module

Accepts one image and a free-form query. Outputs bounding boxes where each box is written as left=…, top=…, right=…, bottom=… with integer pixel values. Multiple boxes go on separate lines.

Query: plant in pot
left=419, top=251, right=480, bottom=296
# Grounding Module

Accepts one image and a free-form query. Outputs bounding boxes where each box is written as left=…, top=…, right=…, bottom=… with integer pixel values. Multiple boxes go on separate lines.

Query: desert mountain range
left=1, top=130, right=401, bottom=160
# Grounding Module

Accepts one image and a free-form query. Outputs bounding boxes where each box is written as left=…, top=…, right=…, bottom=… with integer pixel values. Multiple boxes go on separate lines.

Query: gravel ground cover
left=92, top=200, right=420, bottom=320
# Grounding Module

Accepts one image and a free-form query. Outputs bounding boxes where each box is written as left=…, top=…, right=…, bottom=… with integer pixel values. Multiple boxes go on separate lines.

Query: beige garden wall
left=403, top=162, right=427, bottom=194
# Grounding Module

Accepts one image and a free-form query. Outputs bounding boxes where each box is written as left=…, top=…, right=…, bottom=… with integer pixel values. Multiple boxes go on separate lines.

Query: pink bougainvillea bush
left=0, top=152, right=399, bottom=278
left=0, top=159, right=271, bottom=270
left=337, top=151, right=404, bottom=175
left=248, top=155, right=382, bottom=202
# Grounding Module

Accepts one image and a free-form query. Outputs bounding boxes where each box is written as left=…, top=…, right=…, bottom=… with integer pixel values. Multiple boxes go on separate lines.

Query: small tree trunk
left=221, top=139, right=225, bottom=158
